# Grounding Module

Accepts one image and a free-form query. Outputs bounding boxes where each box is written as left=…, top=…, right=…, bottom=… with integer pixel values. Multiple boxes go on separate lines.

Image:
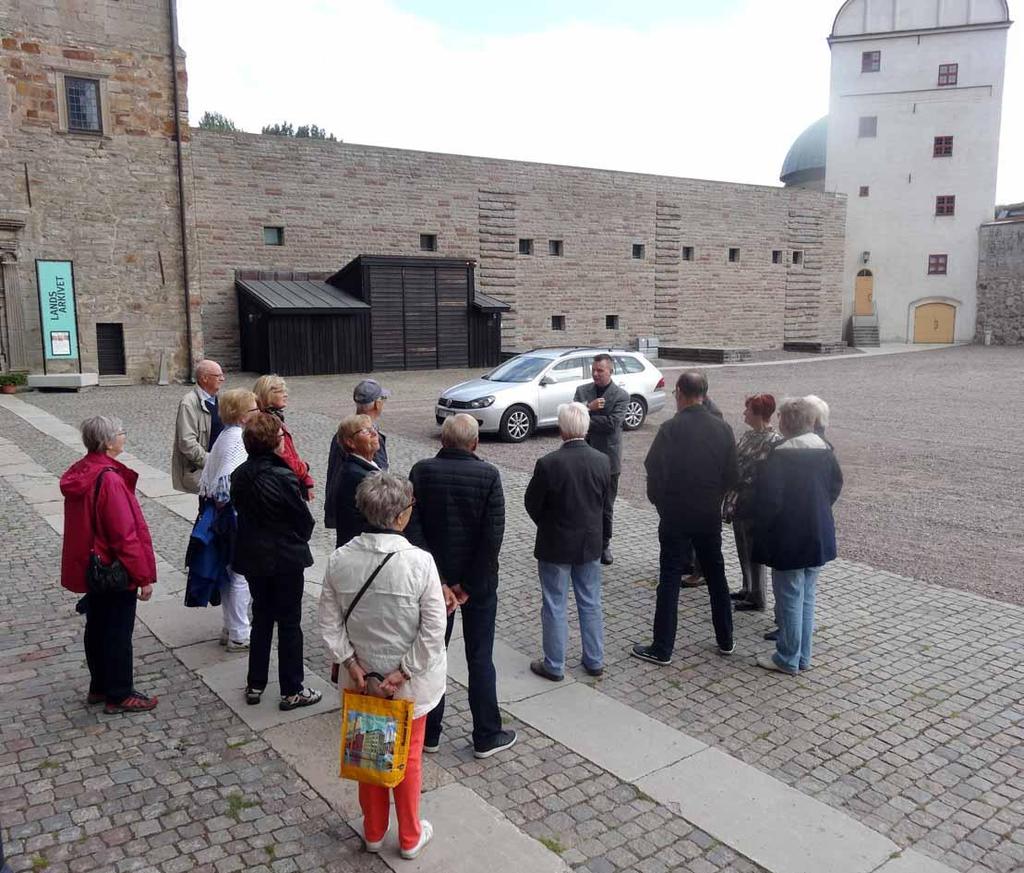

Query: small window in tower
left=928, top=254, right=948, bottom=275
left=263, top=226, right=284, bottom=246
left=859, top=186, right=870, bottom=197
left=518, top=238, right=533, bottom=255
left=858, top=116, right=878, bottom=138
left=65, top=76, right=102, bottom=133
left=605, top=315, right=619, bottom=330
left=681, top=246, right=694, bottom=261
left=861, top=51, right=881, bottom=73
left=728, top=247, right=740, bottom=263
left=419, top=233, right=437, bottom=251
left=772, top=250, right=782, bottom=264
left=937, top=63, right=958, bottom=87
left=632, top=243, right=645, bottom=260
left=548, top=239, right=563, bottom=256
left=933, top=136, right=954, bottom=157
left=935, top=195, right=956, bottom=216
left=551, top=315, right=566, bottom=331
left=792, top=250, right=804, bottom=266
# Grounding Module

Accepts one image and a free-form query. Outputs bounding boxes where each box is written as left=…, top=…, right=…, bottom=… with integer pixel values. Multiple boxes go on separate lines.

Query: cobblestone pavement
left=8, top=346, right=1024, bottom=872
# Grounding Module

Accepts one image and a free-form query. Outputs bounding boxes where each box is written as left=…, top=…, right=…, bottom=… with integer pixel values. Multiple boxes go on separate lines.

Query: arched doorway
left=854, top=269, right=874, bottom=315
left=913, top=302, right=955, bottom=343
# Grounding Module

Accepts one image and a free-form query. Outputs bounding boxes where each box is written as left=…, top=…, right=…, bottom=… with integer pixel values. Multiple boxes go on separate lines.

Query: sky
left=177, top=0, right=1023, bottom=204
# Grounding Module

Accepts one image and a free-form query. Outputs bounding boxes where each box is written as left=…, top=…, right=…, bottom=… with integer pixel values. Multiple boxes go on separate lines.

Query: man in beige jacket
left=171, top=359, right=225, bottom=493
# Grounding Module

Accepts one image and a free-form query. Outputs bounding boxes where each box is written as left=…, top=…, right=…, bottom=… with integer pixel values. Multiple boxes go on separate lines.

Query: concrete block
left=137, top=598, right=223, bottom=648
left=873, top=851, right=958, bottom=873
left=447, top=637, right=574, bottom=703
left=155, top=492, right=200, bottom=521
left=26, top=372, right=99, bottom=390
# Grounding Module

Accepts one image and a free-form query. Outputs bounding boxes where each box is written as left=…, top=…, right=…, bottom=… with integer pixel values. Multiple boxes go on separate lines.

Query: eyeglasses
left=349, top=427, right=375, bottom=438
left=395, top=497, right=416, bottom=517
left=247, top=408, right=259, bottom=414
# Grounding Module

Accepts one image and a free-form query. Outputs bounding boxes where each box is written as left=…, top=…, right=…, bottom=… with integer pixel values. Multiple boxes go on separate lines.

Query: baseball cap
left=353, top=379, right=391, bottom=404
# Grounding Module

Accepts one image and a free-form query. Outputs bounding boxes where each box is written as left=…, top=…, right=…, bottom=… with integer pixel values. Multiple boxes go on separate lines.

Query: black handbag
left=85, top=469, right=132, bottom=595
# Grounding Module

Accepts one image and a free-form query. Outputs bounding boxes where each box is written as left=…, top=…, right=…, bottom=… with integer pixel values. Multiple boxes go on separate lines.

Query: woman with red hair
left=723, top=394, right=782, bottom=611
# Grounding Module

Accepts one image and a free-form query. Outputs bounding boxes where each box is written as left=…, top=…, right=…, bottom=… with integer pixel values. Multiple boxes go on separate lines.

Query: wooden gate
left=913, top=303, right=955, bottom=343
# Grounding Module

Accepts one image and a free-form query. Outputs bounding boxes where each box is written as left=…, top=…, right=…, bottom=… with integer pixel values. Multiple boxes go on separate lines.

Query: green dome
left=780, top=117, right=827, bottom=187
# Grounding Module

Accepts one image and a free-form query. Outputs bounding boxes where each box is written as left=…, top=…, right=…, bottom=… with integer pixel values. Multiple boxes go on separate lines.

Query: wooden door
left=402, top=267, right=438, bottom=369
left=369, top=267, right=406, bottom=370
left=854, top=270, right=874, bottom=316
left=96, top=323, right=126, bottom=375
left=913, top=303, right=955, bottom=343
left=436, top=267, right=469, bottom=368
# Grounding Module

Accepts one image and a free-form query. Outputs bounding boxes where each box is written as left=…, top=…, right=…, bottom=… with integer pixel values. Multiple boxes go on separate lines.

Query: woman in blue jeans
left=751, top=398, right=843, bottom=675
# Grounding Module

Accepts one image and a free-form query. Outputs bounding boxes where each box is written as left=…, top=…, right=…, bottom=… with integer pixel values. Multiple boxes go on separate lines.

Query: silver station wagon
left=436, top=347, right=667, bottom=442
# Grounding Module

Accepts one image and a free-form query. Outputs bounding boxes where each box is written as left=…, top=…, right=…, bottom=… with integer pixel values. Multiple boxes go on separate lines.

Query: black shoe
left=730, top=591, right=749, bottom=601
left=529, top=659, right=564, bottom=682
left=601, top=546, right=613, bottom=566
left=584, top=664, right=604, bottom=677
left=422, top=740, right=440, bottom=754
left=763, top=628, right=779, bottom=641
left=718, top=640, right=735, bottom=655
left=629, top=644, right=672, bottom=666
left=735, top=601, right=765, bottom=612
left=474, top=729, right=517, bottom=759
left=680, top=574, right=705, bottom=588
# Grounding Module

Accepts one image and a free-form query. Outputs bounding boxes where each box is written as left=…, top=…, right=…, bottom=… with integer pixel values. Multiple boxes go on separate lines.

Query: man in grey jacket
left=574, top=354, right=628, bottom=565
left=171, top=359, right=224, bottom=493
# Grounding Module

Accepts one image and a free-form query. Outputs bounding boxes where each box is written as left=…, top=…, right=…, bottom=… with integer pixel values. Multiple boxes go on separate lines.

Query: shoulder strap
left=90, top=467, right=117, bottom=544
left=343, top=552, right=396, bottom=627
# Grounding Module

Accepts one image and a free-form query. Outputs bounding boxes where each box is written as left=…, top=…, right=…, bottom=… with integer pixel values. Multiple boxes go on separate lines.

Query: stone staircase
left=851, top=315, right=880, bottom=347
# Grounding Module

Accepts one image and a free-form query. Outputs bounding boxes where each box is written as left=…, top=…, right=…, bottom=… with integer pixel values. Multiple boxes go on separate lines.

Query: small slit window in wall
left=518, top=238, right=534, bottom=255
left=632, top=243, right=645, bottom=259
left=859, top=186, right=870, bottom=197
left=937, top=63, right=958, bottom=87
left=419, top=233, right=437, bottom=251
left=858, top=116, right=877, bottom=138
left=548, top=239, right=563, bottom=256
left=65, top=76, right=102, bottom=133
left=772, top=250, right=782, bottom=264
left=605, top=315, right=619, bottom=330
left=263, top=226, right=284, bottom=246
left=728, top=247, right=740, bottom=263
left=551, top=315, right=566, bottom=331
left=792, top=250, right=804, bottom=266
left=933, top=136, right=954, bottom=157
left=861, top=51, right=881, bottom=73
left=681, top=246, right=694, bottom=261
left=928, top=254, right=948, bottom=275
left=935, top=195, right=956, bottom=216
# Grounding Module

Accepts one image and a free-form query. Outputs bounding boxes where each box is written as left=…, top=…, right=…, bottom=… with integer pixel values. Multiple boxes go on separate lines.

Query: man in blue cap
left=325, top=379, right=390, bottom=529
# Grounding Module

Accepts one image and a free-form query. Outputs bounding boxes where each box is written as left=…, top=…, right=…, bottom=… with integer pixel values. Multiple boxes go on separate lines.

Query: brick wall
left=190, top=132, right=848, bottom=369
left=976, top=221, right=1024, bottom=344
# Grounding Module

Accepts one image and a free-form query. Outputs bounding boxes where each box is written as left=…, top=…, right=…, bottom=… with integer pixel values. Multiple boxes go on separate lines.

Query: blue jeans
left=772, top=567, right=821, bottom=672
left=538, top=560, right=604, bottom=675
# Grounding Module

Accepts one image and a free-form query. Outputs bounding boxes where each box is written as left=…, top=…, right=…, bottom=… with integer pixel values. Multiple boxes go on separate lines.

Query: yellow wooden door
left=913, top=303, right=955, bottom=343
left=854, top=271, right=874, bottom=316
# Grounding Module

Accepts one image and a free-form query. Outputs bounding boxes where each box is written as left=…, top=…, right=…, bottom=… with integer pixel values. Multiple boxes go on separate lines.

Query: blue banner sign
left=35, top=260, right=79, bottom=360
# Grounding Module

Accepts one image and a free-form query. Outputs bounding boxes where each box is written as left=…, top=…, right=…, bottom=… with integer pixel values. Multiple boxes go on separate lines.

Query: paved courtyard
left=3, top=345, right=1024, bottom=873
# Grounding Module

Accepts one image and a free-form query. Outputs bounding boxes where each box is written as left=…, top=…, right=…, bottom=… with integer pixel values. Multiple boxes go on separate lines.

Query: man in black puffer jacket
left=407, top=413, right=516, bottom=760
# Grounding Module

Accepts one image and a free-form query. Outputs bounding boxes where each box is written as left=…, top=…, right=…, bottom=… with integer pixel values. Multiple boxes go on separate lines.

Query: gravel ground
left=24, top=343, right=1024, bottom=605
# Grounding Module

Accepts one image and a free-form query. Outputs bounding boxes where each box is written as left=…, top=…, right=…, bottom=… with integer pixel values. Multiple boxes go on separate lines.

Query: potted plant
left=0, top=372, right=27, bottom=394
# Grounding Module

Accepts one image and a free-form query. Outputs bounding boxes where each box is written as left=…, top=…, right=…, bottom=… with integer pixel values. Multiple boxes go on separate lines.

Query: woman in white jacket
left=319, top=472, right=447, bottom=861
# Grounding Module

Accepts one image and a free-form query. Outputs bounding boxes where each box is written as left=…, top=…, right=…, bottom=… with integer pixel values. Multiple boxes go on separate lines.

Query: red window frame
left=937, top=63, right=958, bottom=86
left=928, top=254, right=948, bottom=275
left=933, top=136, right=954, bottom=157
left=935, top=195, right=956, bottom=216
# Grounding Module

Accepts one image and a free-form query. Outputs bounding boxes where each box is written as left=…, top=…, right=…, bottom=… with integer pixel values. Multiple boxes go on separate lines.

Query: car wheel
left=499, top=405, right=534, bottom=442
left=623, top=396, right=647, bottom=430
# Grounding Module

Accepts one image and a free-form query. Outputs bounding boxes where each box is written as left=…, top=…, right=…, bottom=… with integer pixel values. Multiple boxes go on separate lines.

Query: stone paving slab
left=508, top=682, right=706, bottom=782
left=447, top=637, right=576, bottom=703
left=874, top=851, right=962, bottom=873
left=637, top=747, right=906, bottom=873
left=137, top=597, right=225, bottom=647
left=348, top=784, right=571, bottom=873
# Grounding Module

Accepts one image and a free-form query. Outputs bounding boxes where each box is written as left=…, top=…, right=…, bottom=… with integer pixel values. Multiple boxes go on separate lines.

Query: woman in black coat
left=231, top=412, right=321, bottom=711
left=330, top=414, right=382, bottom=548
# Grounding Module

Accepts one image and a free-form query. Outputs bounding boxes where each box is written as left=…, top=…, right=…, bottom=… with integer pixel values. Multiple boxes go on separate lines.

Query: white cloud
left=179, top=0, right=1022, bottom=201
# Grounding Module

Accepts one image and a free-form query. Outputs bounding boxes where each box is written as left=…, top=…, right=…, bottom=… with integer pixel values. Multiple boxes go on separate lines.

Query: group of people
left=58, top=352, right=842, bottom=862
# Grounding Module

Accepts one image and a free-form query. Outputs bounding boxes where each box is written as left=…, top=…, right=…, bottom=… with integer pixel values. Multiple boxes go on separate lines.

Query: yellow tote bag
left=340, top=684, right=414, bottom=788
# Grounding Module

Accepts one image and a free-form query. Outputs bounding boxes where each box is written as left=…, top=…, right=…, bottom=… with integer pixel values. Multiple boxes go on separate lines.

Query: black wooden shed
left=236, top=257, right=509, bottom=376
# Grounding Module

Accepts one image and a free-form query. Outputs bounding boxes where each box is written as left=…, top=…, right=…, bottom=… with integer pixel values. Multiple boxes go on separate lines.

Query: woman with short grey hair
left=60, top=415, right=159, bottom=713
left=319, top=472, right=447, bottom=861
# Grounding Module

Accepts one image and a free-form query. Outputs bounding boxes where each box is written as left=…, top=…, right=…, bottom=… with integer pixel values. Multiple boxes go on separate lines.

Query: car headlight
left=467, top=396, right=495, bottom=409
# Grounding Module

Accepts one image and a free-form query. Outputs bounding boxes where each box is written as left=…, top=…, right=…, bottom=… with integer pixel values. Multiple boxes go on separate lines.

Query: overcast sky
left=177, top=0, right=1023, bottom=204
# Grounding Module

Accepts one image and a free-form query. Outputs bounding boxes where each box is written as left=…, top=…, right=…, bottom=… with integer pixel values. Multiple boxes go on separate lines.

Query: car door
left=536, top=356, right=589, bottom=425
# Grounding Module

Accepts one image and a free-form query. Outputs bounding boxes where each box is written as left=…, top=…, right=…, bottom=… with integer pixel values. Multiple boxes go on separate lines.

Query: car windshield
left=485, top=356, right=550, bottom=383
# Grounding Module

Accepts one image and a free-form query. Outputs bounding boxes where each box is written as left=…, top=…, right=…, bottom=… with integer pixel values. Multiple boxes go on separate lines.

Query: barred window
left=935, top=195, right=956, bottom=216
left=937, top=63, right=958, bottom=87
left=933, top=136, right=954, bottom=157
left=65, top=77, right=101, bottom=133
left=928, top=254, right=948, bottom=275
left=862, top=51, right=881, bottom=73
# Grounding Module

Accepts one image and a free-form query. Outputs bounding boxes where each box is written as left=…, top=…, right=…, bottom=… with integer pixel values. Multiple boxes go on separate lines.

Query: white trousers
left=221, top=568, right=252, bottom=642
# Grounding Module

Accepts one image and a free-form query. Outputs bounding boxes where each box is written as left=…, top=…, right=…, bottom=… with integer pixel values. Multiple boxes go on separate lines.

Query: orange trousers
left=359, top=714, right=426, bottom=851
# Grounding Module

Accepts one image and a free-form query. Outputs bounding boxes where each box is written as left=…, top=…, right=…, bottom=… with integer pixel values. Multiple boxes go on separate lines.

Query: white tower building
left=785, top=0, right=1012, bottom=345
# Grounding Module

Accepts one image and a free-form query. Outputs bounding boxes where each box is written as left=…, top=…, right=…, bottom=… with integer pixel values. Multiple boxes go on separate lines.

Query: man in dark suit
left=525, top=402, right=612, bottom=680
left=407, top=414, right=517, bottom=759
left=633, top=370, right=738, bottom=665
left=574, top=353, right=629, bottom=566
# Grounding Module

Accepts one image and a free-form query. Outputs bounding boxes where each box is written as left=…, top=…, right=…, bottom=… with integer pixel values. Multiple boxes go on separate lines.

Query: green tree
left=262, top=121, right=337, bottom=141
left=197, top=111, right=239, bottom=132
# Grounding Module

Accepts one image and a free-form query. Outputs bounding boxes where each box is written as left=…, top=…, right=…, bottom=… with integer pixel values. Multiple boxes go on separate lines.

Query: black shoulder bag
left=85, top=469, right=132, bottom=595
left=330, top=552, right=396, bottom=685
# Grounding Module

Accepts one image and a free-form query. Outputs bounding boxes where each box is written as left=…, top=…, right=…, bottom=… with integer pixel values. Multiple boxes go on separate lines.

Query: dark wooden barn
left=236, top=258, right=508, bottom=376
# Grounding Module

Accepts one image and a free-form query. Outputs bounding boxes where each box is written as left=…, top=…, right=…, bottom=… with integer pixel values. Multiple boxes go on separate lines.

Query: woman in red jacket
left=253, top=374, right=315, bottom=501
left=60, top=416, right=158, bottom=714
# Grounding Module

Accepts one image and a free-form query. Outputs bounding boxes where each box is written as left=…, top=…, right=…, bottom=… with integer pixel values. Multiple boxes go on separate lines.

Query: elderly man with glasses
left=171, top=359, right=226, bottom=494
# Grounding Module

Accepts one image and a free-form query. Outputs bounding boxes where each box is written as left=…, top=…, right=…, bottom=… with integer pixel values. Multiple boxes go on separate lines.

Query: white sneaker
left=400, top=820, right=433, bottom=860
left=226, top=639, right=250, bottom=652
left=219, top=629, right=229, bottom=646
left=364, top=822, right=389, bottom=853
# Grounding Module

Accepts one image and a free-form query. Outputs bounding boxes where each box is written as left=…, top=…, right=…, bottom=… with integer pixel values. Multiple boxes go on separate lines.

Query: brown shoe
left=104, top=692, right=158, bottom=714
left=86, top=692, right=105, bottom=705
left=681, top=574, right=705, bottom=588
left=529, top=659, right=564, bottom=682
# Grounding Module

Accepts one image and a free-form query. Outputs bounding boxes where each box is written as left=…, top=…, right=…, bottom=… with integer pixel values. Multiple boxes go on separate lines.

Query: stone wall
left=976, top=221, right=1024, bottom=344
left=0, top=0, right=198, bottom=381
left=190, top=132, right=848, bottom=370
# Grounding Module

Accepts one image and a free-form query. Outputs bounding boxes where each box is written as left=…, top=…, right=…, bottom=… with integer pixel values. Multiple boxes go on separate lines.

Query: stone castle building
left=0, top=0, right=1013, bottom=382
